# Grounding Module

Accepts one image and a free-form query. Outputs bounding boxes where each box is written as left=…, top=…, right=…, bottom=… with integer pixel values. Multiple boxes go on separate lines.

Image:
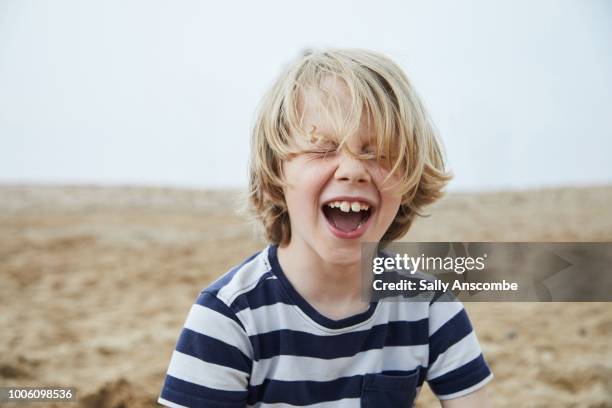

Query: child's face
left=282, top=78, right=402, bottom=266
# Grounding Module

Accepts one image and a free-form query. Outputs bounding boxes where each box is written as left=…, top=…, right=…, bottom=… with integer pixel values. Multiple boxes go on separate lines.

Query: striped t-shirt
left=159, top=244, right=493, bottom=407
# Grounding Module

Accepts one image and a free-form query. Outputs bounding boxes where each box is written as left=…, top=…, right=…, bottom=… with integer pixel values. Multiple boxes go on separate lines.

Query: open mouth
left=322, top=200, right=373, bottom=233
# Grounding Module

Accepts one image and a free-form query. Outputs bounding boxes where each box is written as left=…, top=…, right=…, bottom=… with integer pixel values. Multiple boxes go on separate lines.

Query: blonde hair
left=248, top=48, right=452, bottom=245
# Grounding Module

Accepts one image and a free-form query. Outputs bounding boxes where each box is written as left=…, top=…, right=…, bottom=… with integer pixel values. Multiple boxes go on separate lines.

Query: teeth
left=327, top=200, right=370, bottom=213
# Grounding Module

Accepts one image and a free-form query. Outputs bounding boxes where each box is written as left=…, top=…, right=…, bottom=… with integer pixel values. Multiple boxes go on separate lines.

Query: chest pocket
left=360, top=371, right=419, bottom=408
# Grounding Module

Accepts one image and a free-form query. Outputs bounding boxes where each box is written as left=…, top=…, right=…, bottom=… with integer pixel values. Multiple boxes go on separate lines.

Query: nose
left=334, top=151, right=371, bottom=184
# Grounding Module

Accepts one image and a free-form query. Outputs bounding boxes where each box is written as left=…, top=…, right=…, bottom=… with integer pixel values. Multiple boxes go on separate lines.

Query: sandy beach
left=1, top=184, right=611, bottom=407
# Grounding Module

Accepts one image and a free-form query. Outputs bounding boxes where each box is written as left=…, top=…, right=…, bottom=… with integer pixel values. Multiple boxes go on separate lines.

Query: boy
left=159, top=49, right=493, bottom=407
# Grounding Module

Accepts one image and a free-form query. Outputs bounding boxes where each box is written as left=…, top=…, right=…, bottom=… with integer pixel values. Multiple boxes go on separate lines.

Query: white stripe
left=436, top=372, right=494, bottom=400
left=158, top=396, right=188, bottom=408
left=251, top=345, right=427, bottom=385
left=237, top=300, right=429, bottom=336
left=167, top=350, right=248, bottom=391
left=248, top=397, right=361, bottom=408
left=217, top=247, right=272, bottom=304
left=237, top=302, right=322, bottom=336
left=379, top=300, right=430, bottom=323
left=426, top=331, right=482, bottom=380
left=428, top=300, right=464, bottom=335
left=184, top=303, right=252, bottom=358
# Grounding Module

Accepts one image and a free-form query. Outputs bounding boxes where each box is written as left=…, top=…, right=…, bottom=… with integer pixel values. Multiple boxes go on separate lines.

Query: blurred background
left=1, top=0, right=612, bottom=191
left=1, top=1, right=611, bottom=407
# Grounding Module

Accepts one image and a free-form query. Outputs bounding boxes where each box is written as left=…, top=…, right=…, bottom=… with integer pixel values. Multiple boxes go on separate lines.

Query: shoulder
left=426, top=296, right=493, bottom=400
left=202, top=245, right=275, bottom=307
left=179, top=247, right=275, bottom=359
left=189, top=245, right=278, bottom=335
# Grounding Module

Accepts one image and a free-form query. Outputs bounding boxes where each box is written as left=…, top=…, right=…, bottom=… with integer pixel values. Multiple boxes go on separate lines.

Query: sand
left=1, top=184, right=611, bottom=407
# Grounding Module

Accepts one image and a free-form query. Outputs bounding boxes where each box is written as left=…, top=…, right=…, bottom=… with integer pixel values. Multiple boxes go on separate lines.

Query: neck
left=276, top=239, right=368, bottom=311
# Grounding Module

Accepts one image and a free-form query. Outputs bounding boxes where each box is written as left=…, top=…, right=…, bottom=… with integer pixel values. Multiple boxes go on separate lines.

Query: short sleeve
left=426, top=298, right=493, bottom=400
left=158, top=291, right=253, bottom=408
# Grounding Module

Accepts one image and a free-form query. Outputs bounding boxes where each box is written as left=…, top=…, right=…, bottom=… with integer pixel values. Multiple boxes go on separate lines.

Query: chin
left=319, top=244, right=363, bottom=266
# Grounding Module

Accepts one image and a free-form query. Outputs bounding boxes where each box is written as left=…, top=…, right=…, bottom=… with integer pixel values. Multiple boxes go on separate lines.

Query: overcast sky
left=1, top=0, right=611, bottom=191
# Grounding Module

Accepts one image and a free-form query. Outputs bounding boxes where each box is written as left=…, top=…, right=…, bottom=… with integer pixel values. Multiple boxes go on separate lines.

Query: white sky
left=1, top=0, right=611, bottom=191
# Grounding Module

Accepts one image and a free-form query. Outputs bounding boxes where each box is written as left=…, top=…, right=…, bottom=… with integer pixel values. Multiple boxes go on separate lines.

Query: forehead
left=296, top=77, right=374, bottom=144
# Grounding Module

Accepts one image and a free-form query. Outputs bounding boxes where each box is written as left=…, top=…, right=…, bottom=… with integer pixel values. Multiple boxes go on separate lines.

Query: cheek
left=368, top=164, right=403, bottom=198
left=368, top=166, right=403, bottom=224
left=379, top=193, right=401, bottom=223
left=366, top=161, right=395, bottom=183
left=283, top=159, right=333, bottom=212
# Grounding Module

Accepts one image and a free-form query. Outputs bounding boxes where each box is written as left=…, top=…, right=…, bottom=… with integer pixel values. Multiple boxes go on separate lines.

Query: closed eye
left=304, top=147, right=339, bottom=159
left=360, top=151, right=385, bottom=160
left=361, top=143, right=385, bottom=160
left=305, top=139, right=339, bottom=157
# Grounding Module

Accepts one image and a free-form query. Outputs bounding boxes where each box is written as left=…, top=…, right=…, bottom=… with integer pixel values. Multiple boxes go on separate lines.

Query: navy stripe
left=161, top=374, right=247, bottom=408
left=250, top=320, right=428, bottom=360
left=176, top=328, right=251, bottom=374
left=248, top=374, right=364, bottom=405
left=247, top=368, right=426, bottom=405
left=428, top=309, right=473, bottom=366
left=428, top=354, right=492, bottom=396
left=195, top=291, right=246, bottom=331
left=382, top=368, right=427, bottom=387
left=229, top=272, right=294, bottom=312
left=205, top=251, right=261, bottom=296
